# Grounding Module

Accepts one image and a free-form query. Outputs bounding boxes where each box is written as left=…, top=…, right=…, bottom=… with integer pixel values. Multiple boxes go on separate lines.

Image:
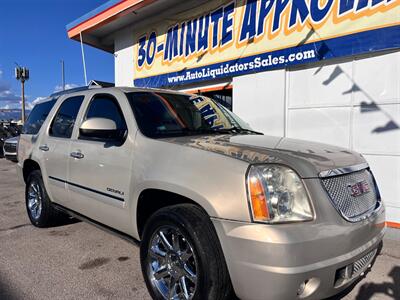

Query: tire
left=25, top=170, right=61, bottom=227
left=140, top=204, right=234, bottom=300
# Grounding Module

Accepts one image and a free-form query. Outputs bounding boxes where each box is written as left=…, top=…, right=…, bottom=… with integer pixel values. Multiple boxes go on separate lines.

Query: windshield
left=126, top=92, right=255, bottom=138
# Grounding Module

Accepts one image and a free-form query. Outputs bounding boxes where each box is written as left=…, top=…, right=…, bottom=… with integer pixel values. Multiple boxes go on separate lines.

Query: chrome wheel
left=27, top=181, right=42, bottom=220
left=148, top=226, right=198, bottom=300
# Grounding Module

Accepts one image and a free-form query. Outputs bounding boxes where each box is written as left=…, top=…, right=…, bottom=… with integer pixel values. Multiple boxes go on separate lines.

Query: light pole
left=15, top=66, right=29, bottom=124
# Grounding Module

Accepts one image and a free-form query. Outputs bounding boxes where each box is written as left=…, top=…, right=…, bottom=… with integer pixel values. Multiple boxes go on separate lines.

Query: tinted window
left=81, top=95, right=127, bottom=141
left=50, top=96, right=84, bottom=138
left=22, top=99, right=57, bottom=134
left=85, top=95, right=127, bottom=130
left=126, top=92, right=252, bottom=138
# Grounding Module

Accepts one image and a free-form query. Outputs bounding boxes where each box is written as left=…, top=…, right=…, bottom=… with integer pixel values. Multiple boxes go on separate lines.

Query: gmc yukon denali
left=17, top=86, right=385, bottom=300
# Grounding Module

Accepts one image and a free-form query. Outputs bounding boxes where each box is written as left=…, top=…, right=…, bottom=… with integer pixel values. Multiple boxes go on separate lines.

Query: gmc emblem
left=348, top=180, right=370, bottom=197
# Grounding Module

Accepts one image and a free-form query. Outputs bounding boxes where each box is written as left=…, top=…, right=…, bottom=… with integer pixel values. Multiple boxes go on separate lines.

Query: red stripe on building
left=67, top=0, right=156, bottom=39
left=387, top=221, right=400, bottom=229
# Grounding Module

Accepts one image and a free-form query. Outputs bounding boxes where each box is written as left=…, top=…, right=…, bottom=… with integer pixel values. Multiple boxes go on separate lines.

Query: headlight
left=247, top=165, right=314, bottom=223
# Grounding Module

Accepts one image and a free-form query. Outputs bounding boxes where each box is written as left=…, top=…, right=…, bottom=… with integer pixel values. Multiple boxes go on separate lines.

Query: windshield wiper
left=210, top=127, right=263, bottom=135
left=154, top=127, right=263, bottom=137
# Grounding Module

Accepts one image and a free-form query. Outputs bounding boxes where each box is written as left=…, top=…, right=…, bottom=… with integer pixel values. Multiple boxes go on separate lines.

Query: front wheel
left=25, top=170, right=61, bottom=227
left=140, top=204, right=233, bottom=300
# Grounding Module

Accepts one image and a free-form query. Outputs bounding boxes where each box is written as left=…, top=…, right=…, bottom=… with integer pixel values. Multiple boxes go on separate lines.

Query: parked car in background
left=0, top=136, right=5, bottom=158
left=1, top=121, right=22, bottom=135
left=3, top=136, right=19, bottom=162
left=17, top=86, right=385, bottom=300
left=1, top=125, right=11, bottom=158
left=7, top=123, right=22, bottom=136
left=1, top=121, right=21, bottom=159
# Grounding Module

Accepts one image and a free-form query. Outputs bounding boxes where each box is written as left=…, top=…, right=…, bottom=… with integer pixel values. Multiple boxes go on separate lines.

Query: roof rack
left=88, top=80, right=114, bottom=88
left=50, top=80, right=115, bottom=97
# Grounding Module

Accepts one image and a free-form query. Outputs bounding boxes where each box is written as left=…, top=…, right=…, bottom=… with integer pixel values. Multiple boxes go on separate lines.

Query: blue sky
left=0, top=0, right=114, bottom=110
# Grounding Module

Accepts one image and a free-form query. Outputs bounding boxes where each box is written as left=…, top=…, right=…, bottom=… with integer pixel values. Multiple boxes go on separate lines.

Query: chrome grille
left=4, top=142, right=16, bottom=153
left=352, top=249, right=377, bottom=277
left=321, top=169, right=378, bottom=221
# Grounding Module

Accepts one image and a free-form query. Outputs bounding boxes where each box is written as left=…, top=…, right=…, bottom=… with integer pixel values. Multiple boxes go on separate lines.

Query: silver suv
left=17, top=86, right=385, bottom=300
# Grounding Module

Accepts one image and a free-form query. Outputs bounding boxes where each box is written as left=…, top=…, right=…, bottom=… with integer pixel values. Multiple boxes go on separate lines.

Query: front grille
left=4, top=143, right=17, bottom=153
left=321, top=169, right=378, bottom=221
left=352, top=249, right=377, bottom=277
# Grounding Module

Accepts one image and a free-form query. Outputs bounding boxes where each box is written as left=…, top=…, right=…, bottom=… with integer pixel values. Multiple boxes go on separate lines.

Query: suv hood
left=163, top=134, right=365, bottom=178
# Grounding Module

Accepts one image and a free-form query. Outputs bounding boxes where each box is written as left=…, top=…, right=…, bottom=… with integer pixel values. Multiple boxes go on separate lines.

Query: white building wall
left=233, top=69, right=286, bottom=137
left=234, top=51, right=400, bottom=223
left=112, top=26, right=400, bottom=223
left=114, top=31, right=134, bottom=87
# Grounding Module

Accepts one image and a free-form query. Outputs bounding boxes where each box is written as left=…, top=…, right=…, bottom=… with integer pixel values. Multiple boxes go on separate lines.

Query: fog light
left=297, top=280, right=308, bottom=296
left=297, top=278, right=320, bottom=298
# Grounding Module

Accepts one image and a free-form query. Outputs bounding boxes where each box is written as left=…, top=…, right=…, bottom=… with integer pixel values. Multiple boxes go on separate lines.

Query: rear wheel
left=26, top=170, right=61, bottom=227
left=140, top=204, right=233, bottom=300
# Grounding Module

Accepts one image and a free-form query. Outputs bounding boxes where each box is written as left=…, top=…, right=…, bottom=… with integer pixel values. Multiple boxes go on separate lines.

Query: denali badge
left=347, top=180, right=370, bottom=197
left=107, top=187, right=125, bottom=196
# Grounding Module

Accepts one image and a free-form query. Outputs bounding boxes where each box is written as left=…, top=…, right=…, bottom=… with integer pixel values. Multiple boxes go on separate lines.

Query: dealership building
left=67, top=0, right=400, bottom=227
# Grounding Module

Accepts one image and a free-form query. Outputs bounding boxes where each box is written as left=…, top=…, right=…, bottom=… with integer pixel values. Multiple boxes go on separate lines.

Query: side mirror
left=79, top=118, right=120, bottom=140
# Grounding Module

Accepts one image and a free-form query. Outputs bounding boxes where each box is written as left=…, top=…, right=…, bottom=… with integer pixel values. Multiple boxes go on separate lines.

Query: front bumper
left=212, top=201, right=385, bottom=300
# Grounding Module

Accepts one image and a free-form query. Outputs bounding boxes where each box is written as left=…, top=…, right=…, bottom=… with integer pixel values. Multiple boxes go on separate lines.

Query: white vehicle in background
left=3, top=136, right=19, bottom=162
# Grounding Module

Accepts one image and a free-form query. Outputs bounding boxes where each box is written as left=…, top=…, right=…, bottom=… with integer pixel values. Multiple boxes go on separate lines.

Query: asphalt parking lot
left=0, top=159, right=399, bottom=300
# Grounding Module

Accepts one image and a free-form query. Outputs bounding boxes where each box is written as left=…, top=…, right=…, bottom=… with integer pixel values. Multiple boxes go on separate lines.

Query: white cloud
left=54, top=83, right=79, bottom=92
left=32, top=96, right=47, bottom=105
left=26, top=96, right=47, bottom=109
left=0, top=82, right=20, bottom=109
left=0, top=70, right=3, bottom=77
left=0, top=75, right=26, bottom=110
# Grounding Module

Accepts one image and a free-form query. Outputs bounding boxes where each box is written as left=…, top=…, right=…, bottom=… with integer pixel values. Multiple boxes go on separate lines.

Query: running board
left=52, top=203, right=140, bottom=246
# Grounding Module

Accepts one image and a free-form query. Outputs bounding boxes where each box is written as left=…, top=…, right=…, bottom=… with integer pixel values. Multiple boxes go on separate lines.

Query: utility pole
left=15, top=66, right=29, bottom=124
left=61, top=60, right=65, bottom=91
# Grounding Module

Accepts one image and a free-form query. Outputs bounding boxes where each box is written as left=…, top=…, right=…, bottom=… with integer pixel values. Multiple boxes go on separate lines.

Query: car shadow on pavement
left=354, top=266, right=400, bottom=300
left=50, top=216, right=81, bottom=228
left=0, top=275, right=20, bottom=300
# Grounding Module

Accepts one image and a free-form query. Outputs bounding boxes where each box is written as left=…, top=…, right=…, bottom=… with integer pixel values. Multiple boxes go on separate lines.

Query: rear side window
left=22, top=99, right=57, bottom=134
left=49, top=96, right=84, bottom=138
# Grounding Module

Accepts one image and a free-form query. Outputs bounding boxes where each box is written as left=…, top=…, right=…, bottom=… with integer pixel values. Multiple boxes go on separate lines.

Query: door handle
left=70, top=151, right=84, bottom=159
left=39, top=145, right=49, bottom=152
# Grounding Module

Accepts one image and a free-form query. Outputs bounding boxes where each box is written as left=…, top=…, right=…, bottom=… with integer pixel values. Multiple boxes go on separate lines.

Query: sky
left=0, top=0, right=114, bottom=110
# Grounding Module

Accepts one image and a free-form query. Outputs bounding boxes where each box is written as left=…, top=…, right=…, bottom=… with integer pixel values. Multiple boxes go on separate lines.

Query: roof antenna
left=79, top=32, right=88, bottom=86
